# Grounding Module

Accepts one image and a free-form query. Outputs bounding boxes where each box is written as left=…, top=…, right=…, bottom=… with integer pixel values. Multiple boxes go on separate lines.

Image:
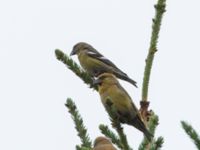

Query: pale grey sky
left=1, top=0, right=200, bottom=150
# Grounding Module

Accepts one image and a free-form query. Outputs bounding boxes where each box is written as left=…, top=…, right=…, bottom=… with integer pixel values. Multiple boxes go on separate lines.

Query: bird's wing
left=86, top=50, right=127, bottom=76
left=116, top=83, right=132, bottom=100
left=116, top=83, right=139, bottom=113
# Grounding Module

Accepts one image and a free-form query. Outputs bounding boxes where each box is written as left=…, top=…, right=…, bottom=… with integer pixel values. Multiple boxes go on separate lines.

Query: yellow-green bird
left=93, top=136, right=117, bottom=150
left=70, top=42, right=137, bottom=87
left=93, top=73, right=153, bottom=141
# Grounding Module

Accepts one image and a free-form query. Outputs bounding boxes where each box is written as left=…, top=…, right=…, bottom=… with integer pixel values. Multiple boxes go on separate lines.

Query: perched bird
left=93, top=136, right=117, bottom=150
left=70, top=42, right=137, bottom=87
left=93, top=73, right=153, bottom=141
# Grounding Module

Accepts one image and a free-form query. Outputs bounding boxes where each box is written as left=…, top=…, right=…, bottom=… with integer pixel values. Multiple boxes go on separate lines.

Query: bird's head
left=94, top=136, right=112, bottom=147
left=93, top=73, right=119, bottom=87
left=70, top=42, right=93, bottom=56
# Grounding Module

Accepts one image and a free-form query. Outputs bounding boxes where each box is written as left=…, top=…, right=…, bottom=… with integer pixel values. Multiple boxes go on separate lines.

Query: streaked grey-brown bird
left=93, top=73, right=153, bottom=141
left=93, top=136, right=117, bottom=150
left=70, top=42, right=137, bottom=87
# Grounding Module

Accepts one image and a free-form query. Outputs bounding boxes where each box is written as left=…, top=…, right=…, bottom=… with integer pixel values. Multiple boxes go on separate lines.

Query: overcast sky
left=1, top=0, right=200, bottom=150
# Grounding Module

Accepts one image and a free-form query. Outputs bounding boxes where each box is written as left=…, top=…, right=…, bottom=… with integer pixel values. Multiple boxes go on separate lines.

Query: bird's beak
left=92, top=78, right=102, bottom=86
left=70, top=49, right=76, bottom=56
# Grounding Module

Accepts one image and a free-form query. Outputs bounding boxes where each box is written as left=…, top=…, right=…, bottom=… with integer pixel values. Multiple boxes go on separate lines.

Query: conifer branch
left=142, top=0, right=166, bottom=102
left=55, top=49, right=97, bottom=90
left=181, top=121, right=200, bottom=150
left=151, top=137, right=164, bottom=150
left=116, top=126, right=132, bottom=150
left=99, top=124, right=123, bottom=149
left=148, top=113, right=159, bottom=135
left=76, top=145, right=82, bottom=150
left=65, top=98, right=92, bottom=149
left=140, top=0, right=166, bottom=146
left=139, top=112, right=161, bottom=150
left=76, top=145, right=91, bottom=150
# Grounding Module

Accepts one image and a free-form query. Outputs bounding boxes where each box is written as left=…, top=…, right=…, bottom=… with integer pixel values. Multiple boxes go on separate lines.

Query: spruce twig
left=76, top=145, right=91, bottom=150
left=139, top=1, right=166, bottom=149
left=152, top=137, right=164, bottom=150
left=65, top=98, right=92, bottom=149
left=148, top=113, right=159, bottom=135
left=115, top=126, right=132, bottom=150
left=139, top=112, right=162, bottom=150
left=181, top=121, right=200, bottom=150
left=55, top=49, right=97, bottom=90
left=142, top=0, right=166, bottom=102
left=99, top=124, right=123, bottom=149
left=76, top=145, right=82, bottom=150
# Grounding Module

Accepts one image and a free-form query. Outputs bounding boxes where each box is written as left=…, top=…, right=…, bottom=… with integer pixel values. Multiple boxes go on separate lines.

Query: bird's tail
left=114, top=71, right=138, bottom=87
left=125, top=77, right=138, bottom=88
left=131, top=115, right=153, bottom=141
left=143, top=128, right=153, bottom=142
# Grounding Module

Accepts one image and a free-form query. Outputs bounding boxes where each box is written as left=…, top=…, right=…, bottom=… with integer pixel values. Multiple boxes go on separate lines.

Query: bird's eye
left=99, top=75, right=106, bottom=80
